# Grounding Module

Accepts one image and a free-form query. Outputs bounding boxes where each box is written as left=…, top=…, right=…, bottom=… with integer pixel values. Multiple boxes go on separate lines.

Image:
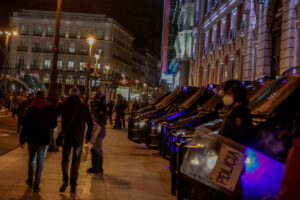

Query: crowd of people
left=13, top=88, right=149, bottom=194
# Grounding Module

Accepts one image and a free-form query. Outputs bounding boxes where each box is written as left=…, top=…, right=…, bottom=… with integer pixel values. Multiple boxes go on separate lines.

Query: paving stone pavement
left=0, top=127, right=175, bottom=200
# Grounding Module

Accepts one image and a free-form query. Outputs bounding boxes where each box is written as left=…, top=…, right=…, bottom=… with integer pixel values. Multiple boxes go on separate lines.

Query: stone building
left=189, top=0, right=300, bottom=87
left=8, top=10, right=136, bottom=95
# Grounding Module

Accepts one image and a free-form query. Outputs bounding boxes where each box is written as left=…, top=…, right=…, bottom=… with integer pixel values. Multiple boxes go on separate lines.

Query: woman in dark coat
left=87, top=93, right=107, bottom=174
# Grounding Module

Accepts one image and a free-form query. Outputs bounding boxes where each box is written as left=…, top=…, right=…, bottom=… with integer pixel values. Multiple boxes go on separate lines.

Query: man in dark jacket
left=20, top=90, right=57, bottom=193
left=56, top=87, right=93, bottom=194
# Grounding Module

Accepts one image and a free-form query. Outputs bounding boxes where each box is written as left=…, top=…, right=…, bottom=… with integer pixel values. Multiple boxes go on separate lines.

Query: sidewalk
left=0, top=127, right=175, bottom=200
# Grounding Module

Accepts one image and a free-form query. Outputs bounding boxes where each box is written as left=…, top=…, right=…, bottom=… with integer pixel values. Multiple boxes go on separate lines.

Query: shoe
left=59, top=183, right=68, bottom=192
left=70, top=186, right=76, bottom=194
left=26, top=179, right=33, bottom=187
left=87, top=168, right=99, bottom=174
left=33, top=185, right=40, bottom=193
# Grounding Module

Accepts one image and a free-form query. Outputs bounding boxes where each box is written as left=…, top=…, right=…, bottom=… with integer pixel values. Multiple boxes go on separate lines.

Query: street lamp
left=94, top=53, right=100, bottom=71
left=105, top=65, right=110, bottom=80
left=0, top=29, right=18, bottom=95
left=104, top=65, right=110, bottom=103
left=85, top=36, right=95, bottom=101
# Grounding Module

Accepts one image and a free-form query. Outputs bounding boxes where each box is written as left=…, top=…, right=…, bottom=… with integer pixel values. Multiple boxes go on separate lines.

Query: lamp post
left=85, top=36, right=95, bottom=101
left=90, top=71, right=101, bottom=92
left=0, top=30, right=18, bottom=95
left=94, top=53, right=100, bottom=71
left=104, top=65, right=110, bottom=103
left=47, top=0, right=62, bottom=105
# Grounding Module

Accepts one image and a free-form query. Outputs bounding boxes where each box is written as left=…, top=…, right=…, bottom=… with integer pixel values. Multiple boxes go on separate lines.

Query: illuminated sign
left=118, top=78, right=130, bottom=86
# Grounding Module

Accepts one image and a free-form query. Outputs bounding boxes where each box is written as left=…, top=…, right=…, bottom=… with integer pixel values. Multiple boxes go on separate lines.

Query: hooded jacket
left=20, top=97, right=57, bottom=145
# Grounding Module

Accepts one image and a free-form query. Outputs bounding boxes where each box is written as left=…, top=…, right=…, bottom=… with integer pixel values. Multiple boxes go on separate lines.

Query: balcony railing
left=44, top=48, right=53, bottom=53
left=17, top=46, right=28, bottom=51
left=32, top=47, right=42, bottom=52
left=33, top=32, right=42, bottom=36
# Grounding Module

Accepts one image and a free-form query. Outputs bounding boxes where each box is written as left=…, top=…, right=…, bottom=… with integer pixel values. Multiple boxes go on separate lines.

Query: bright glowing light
left=206, top=155, right=218, bottom=170
left=190, top=157, right=200, bottom=165
left=0, top=31, right=3, bottom=35
left=143, top=83, right=147, bottom=87
left=87, top=37, right=95, bottom=46
left=13, top=31, right=18, bottom=36
left=135, top=80, right=139, bottom=83
left=105, top=65, right=110, bottom=71
left=94, top=54, right=100, bottom=60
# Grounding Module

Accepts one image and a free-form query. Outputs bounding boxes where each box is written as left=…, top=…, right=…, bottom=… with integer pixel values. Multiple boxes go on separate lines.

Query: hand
left=85, top=140, right=90, bottom=144
left=20, top=143, right=25, bottom=149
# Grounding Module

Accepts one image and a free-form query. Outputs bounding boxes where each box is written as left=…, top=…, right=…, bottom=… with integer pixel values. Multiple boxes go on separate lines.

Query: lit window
left=47, top=26, right=54, bottom=35
left=66, top=75, right=74, bottom=85
left=46, top=41, right=53, bottom=50
left=34, top=26, right=42, bottom=35
left=78, top=76, right=86, bottom=86
left=70, top=27, right=77, bottom=38
left=57, top=60, right=63, bottom=69
left=68, top=61, right=74, bottom=71
left=79, top=62, right=85, bottom=71
left=44, top=59, right=51, bottom=69
left=69, top=43, right=76, bottom=53
left=43, top=74, right=50, bottom=84
left=20, top=25, right=28, bottom=34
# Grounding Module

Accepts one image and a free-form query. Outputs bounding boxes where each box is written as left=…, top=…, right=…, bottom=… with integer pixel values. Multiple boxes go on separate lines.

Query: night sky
left=0, top=0, right=164, bottom=57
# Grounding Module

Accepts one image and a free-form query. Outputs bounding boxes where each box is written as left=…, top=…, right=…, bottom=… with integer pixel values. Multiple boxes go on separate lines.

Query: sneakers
left=33, top=185, right=40, bottom=193
left=25, top=179, right=33, bottom=187
left=59, top=182, right=68, bottom=193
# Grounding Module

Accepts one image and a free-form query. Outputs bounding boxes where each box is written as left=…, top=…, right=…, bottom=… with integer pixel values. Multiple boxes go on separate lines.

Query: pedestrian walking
left=213, top=80, right=252, bottom=200
left=19, top=90, right=57, bottom=193
left=56, top=87, right=93, bottom=194
left=113, top=95, right=126, bottom=129
left=10, top=94, right=18, bottom=118
left=87, top=92, right=107, bottom=174
left=106, top=99, right=114, bottom=125
left=17, top=95, right=29, bottom=133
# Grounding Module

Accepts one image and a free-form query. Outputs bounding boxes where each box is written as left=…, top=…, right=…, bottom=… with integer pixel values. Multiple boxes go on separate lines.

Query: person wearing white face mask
left=215, top=80, right=252, bottom=200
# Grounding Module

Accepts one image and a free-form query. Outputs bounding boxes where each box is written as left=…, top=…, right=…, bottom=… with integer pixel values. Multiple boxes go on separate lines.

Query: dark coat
left=20, top=102, right=57, bottom=145
left=219, top=104, right=252, bottom=145
left=92, top=100, right=107, bottom=125
left=56, top=95, right=93, bottom=146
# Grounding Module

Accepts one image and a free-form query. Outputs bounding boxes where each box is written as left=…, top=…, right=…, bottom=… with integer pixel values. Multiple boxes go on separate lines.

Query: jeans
left=27, top=144, right=49, bottom=186
left=62, top=142, right=83, bottom=187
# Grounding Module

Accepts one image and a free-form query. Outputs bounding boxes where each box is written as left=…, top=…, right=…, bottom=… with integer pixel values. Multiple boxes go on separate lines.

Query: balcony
left=17, top=46, right=27, bottom=52
left=77, top=50, right=88, bottom=55
left=32, top=47, right=42, bottom=52
left=33, top=32, right=42, bottom=36
left=46, top=32, right=54, bottom=37
left=43, top=48, right=53, bottom=53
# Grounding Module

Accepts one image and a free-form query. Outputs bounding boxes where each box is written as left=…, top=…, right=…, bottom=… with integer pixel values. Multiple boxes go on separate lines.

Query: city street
left=0, top=115, right=18, bottom=156
left=0, top=123, right=175, bottom=200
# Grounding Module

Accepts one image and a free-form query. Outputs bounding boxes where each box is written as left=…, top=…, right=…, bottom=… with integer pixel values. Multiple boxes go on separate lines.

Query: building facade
left=8, top=10, right=160, bottom=96
left=190, top=0, right=300, bottom=87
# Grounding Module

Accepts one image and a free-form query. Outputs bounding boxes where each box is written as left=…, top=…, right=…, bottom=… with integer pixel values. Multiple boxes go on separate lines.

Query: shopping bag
left=90, top=121, right=103, bottom=145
